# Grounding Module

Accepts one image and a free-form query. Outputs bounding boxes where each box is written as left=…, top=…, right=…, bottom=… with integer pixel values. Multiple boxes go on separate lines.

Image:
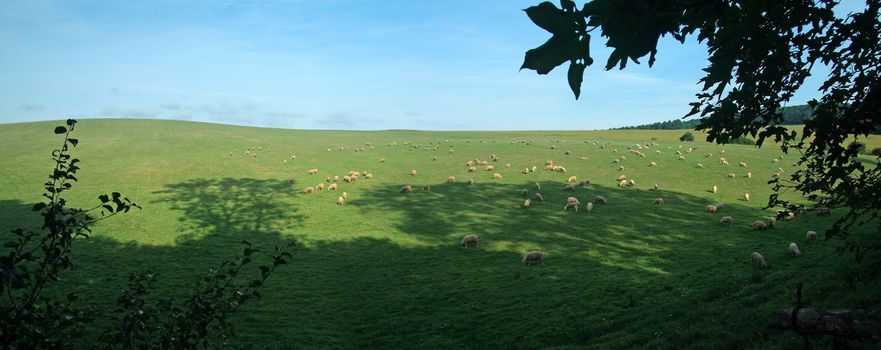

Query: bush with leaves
left=872, top=147, right=881, bottom=157
left=679, top=131, right=694, bottom=142
left=520, top=0, right=881, bottom=265
left=0, top=121, right=292, bottom=349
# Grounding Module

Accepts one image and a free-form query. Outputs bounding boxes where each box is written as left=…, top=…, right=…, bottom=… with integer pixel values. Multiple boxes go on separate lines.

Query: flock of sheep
left=234, top=137, right=830, bottom=268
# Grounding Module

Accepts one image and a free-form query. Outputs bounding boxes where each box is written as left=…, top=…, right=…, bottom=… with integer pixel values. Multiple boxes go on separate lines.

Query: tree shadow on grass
left=1, top=177, right=877, bottom=349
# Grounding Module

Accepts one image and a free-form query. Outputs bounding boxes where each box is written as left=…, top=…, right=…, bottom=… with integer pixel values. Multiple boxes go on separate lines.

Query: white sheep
left=586, top=202, right=593, bottom=213
left=421, top=185, right=432, bottom=192
left=337, top=196, right=345, bottom=205
left=788, top=243, right=801, bottom=257
left=467, top=179, right=475, bottom=185
left=712, top=185, right=718, bottom=194
left=696, top=163, right=705, bottom=169
left=806, top=231, right=817, bottom=241
left=564, top=197, right=580, bottom=212
left=493, top=173, right=503, bottom=179
left=522, top=251, right=544, bottom=265
left=769, top=217, right=777, bottom=228
left=706, top=205, right=718, bottom=213
left=649, top=161, right=657, bottom=167
left=522, top=198, right=531, bottom=208
left=460, top=234, right=479, bottom=247
left=410, top=169, right=417, bottom=176
left=653, top=198, right=664, bottom=205
left=744, top=193, right=750, bottom=202
left=447, top=176, right=455, bottom=183
left=720, top=216, right=733, bottom=225
left=751, top=252, right=768, bottom=268
left=342, top=191, right=348, bottom=199
left=568, top=176, right=577, bottom=183
left=329, top=183, right=338, bottom=190
left=618, top=179, right=629, bottom=188
left=304, top=186, right=315, bottom=194
left=594, top=196, right=607, bottom=205
left=400, top=185, right=412, bottom=193
left=564, top=184, right=575, bottom=192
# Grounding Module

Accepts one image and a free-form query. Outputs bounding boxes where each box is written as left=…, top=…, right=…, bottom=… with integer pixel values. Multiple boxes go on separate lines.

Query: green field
left=0, top=119, right=878, bottom=349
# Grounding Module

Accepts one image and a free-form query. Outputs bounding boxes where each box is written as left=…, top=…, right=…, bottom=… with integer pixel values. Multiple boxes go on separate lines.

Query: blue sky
left=0, top=1, right=864, bottom=130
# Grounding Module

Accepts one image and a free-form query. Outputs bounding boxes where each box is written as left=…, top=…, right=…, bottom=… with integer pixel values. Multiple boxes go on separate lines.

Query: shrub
left=871, top=147, right=881, bottom=157
left=729, top=136, right=757, bottom=145
left=679, top=132, right=695, bottom=142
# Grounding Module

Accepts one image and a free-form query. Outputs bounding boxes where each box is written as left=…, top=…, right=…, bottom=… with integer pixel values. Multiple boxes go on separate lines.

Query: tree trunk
left=770, top=308, right=881, bottom=341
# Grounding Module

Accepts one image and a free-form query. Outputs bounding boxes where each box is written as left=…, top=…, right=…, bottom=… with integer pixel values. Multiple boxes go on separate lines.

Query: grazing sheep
left=738, top=162, right=748, bottom=167
left=467, top=179, right=475, bottom=185
left=617, top=175, right=627, bottom=181
left=522, top=251, right=544, bottom=265
left=594, top=196, right=607, bottom=205
left=493, top=173, right=503, bottom=180
left=618, top=179, right=629, bottom=187
left=522, top=199, right=531, bottom=208
left=432, top=156, right=437, bottom=161
left=523, top=168, right=530, bottom=174
left=696, top=163, right=705, bottom=169
left=753, top=220, right=767, bottom=231
left=744, top=193, right=751, bottom=202
left=721, top=160, right=730, bottom=166
left=283, top=160, right=287, bottom=164
left=460, top=234, right=479, bottom=247
left=400, top=185, right=412, bottom=193
left=617, top=165, right=625, bottom=171
left=304, top=187, right=315, bottom=194
left=468, top=166, right=477, bottom=173
left=712, top=185, right=718, bottom=194
left=364, top=173, right=373, bottom=180
left=747, top=172, right=752, bottom=178
left=628, top=179, right=635, bottom=187
left=584, top=202, right=594, bottom=214
left=706, top=205, right=718, bottom=213
left=653, top=198, right=664, bottom=205
left=337, top=196, right=345, bottom=205
left=568, top=176, right=577, bottom=183
left=579, top=180, right=591, bottom=187
left=342, top=191, right=348, bottom=199
left=769, top=217, right=777, bottom=228
left=773, top=158, right=780, bottom=163
left=485, top=165, right=495, bottom=171
left=772, top=172, right=781, bottom=178
left=505, top=163, right=511, bottom=168
left=678, top=155, right=686, bottom=161
left=788, top=243, right=801, bottom=257
left=535, top=182, right=542, bottom=190
left=720, top=216, right=733, bottom=225
left=343, top=176, right=352, bottom=183
left=316, top=183, right=325, bottom=191
left=806, top=231, right=817, bottom=241
left=447, top=176, right=456, bottom=183
left=728, top=173, right=736, bottom=178
left=410, top=169, right=417, bottom=176
left=534, top=193, right=544, bottom=202
left=531, top=166, right=537, bottom=172
left=564, top=184, right=575, bottom=192
left=521, top=189, right=528, bottom=197
left=751, top=252, right=768, bottom=268
left=564, top=197, right=580, bottom=212
left=421, top=185, right=431, bottom=192
left=649, top=161, right=657, bottom=167
left=326, top=177, right=333, bottom=183
left=329, top=183, right=338, bottom=190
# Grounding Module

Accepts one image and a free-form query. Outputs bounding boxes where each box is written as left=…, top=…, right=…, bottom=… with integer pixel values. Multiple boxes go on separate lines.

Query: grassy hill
left=0, top=119, right=878, bottom=349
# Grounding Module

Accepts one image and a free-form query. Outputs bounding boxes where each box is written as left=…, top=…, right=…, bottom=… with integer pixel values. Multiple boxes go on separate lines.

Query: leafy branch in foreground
left=0, top=119, right=139, bottom=347
left=0, top=121, right=293, bottom=349
left=521, top=0, right=881, bottom=267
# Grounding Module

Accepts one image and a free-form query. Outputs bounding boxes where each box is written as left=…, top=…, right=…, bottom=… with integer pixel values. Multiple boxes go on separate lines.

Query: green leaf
left=524, top=2, right=572, bottom=34
left=68, top=138, right=79, bottom=147
left=522, top=35, right=581, bottom=74
left=567, top=61, right=586, bottom=99
left=54, top=126, right=67, bottom=134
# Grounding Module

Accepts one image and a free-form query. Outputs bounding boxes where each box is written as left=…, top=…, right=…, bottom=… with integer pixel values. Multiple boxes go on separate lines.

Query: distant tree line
left=615, top=104, right=813, bottom=130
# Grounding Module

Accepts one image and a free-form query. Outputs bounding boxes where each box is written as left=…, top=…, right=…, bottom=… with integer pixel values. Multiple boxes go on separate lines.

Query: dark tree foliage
left=521, top=0, right=881, bottom=263
left=615, top=105, right=813, bottom=130
left=0, top=122, right=292, bottom=349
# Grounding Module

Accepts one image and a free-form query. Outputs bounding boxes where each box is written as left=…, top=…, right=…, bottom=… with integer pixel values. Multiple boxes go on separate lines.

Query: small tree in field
left=679, top=131, right=695, bottom=142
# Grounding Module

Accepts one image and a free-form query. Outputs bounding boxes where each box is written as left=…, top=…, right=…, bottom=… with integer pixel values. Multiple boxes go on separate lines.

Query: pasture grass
left=0, top=119, right=878, bottom=349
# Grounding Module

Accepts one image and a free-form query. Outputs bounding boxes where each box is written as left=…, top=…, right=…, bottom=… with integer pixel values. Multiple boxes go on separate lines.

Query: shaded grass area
left=0, top=119, right=879, bottom=349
